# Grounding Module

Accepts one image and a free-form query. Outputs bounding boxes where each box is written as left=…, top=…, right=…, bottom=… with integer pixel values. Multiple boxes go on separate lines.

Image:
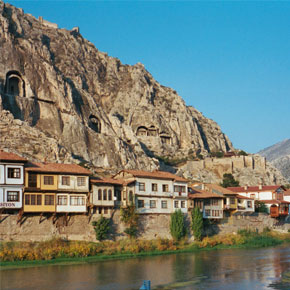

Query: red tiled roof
left=25, top=162, right=91, bottom=175
left=91, top=177, right=134, bottom=186
left=260, top=200, right=290, bottom=204
left=236, top=194, right=253, bottom=200
left=188, top=188, right=223, bottom=199
left=0, top=150, right=27, bottom=162
left=228, top=186, right=282, bottom=193
left=120, top=170, right=188, bottom=182
left=284, top=189, right=290, bottom=196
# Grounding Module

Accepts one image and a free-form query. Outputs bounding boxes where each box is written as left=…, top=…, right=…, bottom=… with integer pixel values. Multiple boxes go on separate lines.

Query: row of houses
left=1, top=150, right=289, bottom=221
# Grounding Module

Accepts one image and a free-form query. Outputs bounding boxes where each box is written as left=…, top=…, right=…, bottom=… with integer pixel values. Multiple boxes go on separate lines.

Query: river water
left=1, top=245, right=290, bottom=290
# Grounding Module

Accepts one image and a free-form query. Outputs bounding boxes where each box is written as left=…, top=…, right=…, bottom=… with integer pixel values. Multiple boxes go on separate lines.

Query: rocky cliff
left=258, top=139, right=290, bottom=183
left=0, top=2, right=233, bottom=173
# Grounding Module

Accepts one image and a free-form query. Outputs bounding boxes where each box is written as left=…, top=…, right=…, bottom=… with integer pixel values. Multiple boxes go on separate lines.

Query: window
left=152, top=183, right=158, bottom=191
left=212, top=199, right=219, bottom=206
left=43, top=176, right=54, bottom=185
left=195, top=200, right=203, bottom=209
left=230, top=197, right=236, bottom=205
left=174, top=185, right=186, bottom=193
left=62, top=176, right=70, bottom=186
left=45, top=195, right=54, bottom=205
left=162, top=184, right=169, bottom=192
left=28, top=173, right=37, bottom=187
left=57, top=195, right=67, bottom=205
left=25, top=194, right=41, bottom=205
left=129, top=190, right=133, bottom=202
left=247, top=201, right=252, bottom=208
left=138, top=199, right=144, bottom=208
left=139, top=182, right=145, bottom=191
left=212, top=210, right=220, bottom=217
left=205, top=209, right=211, bottom=216
left=8, top=167, right=20, bottom=178
left=98, top=189, right=102, bottom=200
left=161, top=200, right=168, bottom=209
left=7, top=191, right=19, bottom=202
left=150, top=200, right=156, bottom=208
left=181, top=201, right=186, bottom=208
left=103, top=189, right=107, bottom=201
left=77, top=177, right=86, bottom=186
left=104, top=207, right=108, bottom=214
left=98, top=207, right=102, bottom=214
left=204, top=199, right=210, bottom=206
left=70, top=196, right=85, bottom=206
left=250, top=194, right=255, bottom=199
left=174, top=201, right=179, bottom=208
left=108, top=190, right=112, bottom=201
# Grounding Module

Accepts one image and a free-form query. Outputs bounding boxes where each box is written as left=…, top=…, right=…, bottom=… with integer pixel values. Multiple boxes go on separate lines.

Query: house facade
left=228, top=185, right=289, bottom=217
left=114, top=170, right=188, bottom=214
left=24, top=163, right=91, bottom=214
left=89, top=178, right=124, bottom=217
left=0, top=150, right=27, bottom=212
left=188, top=188, right=224, bottom=219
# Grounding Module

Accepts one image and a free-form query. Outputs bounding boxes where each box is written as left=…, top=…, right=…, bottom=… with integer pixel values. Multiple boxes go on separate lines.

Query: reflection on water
left=1, top=245, right=290, bottom=290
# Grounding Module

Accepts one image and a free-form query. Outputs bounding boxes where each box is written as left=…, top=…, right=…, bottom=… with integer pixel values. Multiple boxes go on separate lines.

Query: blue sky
left=8, top=1, right=290, bottom=153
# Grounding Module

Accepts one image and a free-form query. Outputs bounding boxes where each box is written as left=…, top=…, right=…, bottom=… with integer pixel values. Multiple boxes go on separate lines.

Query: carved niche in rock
left=160, top=132, right=171, bottom=145
left=89, top=114, right=101, bottom=133
left=5, top=71, right=25, bottom=97
left=148, top=125, right=158, bottom=137
left=136, top=126, right=148, bottom=137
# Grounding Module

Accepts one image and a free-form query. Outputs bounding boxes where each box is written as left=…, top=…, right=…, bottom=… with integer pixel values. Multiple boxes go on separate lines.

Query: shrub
left=255, top=201, right=268, bottom=213
left=170, top=210, right=186, bottom=241
left=120, top=205, right=139, bottom=238
left=191, top=207, right=203, bottom=241
left=92, top=216, right=110, bottom=241
left=238, top=150, right=248, bottom=156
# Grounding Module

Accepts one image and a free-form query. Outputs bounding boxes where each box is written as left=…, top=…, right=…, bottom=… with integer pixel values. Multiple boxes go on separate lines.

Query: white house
left=114, top=170, right=188, bottom=214
left=228, top=185, right=289, bottom=217
left=0, top=150, right=27, bottom=212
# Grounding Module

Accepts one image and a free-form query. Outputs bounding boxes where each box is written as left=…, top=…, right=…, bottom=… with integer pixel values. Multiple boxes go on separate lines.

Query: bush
left=191, top=207, right=203, bottom=241
left=255, top=201, right=268, bottom=213
left=238, top=150, right=248, bottom=156
left=120, top=205, right=139, bottom=238
left=170, top=210, right=186, bottom=241
left=220, top=173, right=240, bottom=188
left=92, top=216, right=110, bottom=241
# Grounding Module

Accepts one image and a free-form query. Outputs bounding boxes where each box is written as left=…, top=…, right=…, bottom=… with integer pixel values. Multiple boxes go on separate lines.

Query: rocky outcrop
left=179, top=155, right=287, bottom=185
left=0, top=2, right=233, bottom=172
left=258, top=139, right=290, bottom=183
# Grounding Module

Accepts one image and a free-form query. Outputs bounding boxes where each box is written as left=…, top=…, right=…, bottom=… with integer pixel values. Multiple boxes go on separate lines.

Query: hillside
left=258, top=139, right=290, bottom=183
left=0, top=2, right=233, bottom=172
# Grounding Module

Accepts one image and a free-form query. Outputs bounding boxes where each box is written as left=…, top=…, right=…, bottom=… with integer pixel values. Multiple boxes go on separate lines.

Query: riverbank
left=1, top=230, right=290, bottom=269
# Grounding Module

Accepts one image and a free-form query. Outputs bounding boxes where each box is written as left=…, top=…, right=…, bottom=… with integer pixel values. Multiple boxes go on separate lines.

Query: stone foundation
left=0, top=211, right=289, bottom=242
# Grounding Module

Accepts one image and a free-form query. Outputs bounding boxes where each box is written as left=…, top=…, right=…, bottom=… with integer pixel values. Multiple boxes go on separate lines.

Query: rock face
left=258, top=139, right=290, bottom=183
left=179, top=155, right=287, bottom=185
left=0, top=3, right=233, bottom=172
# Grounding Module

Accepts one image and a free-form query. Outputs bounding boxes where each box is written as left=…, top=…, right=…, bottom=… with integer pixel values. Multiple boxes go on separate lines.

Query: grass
left=1, top=230, right=289, bottom=269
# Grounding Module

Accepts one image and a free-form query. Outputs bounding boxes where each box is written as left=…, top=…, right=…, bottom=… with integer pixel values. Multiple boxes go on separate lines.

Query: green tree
left=238, top=150, right=248, bottom=156
left=191, top=207, right=203, bottom=241
left=120, top=205, right=139, bottom=238
left=255, top=200, right=268, bottom=213
left=170, top=210, right=186, bottom=241
left=92, top=216, right=110, bottom=241
left=220, top=173, right=240, bottom=188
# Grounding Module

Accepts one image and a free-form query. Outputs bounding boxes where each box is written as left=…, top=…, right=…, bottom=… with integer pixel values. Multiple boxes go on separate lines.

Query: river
left=1, top=245, right=290, bottom=290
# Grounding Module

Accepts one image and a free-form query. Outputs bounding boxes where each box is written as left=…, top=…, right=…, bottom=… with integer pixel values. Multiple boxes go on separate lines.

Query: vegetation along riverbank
left=1, top=230, right=290, bottom=269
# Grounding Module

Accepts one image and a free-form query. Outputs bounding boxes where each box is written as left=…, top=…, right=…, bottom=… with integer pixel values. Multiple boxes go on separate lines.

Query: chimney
left=258, top=183, right=263, bottom=190
left=244, top=185, right=248, bottom=190
left=201, top=183, right=205, bottom=190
